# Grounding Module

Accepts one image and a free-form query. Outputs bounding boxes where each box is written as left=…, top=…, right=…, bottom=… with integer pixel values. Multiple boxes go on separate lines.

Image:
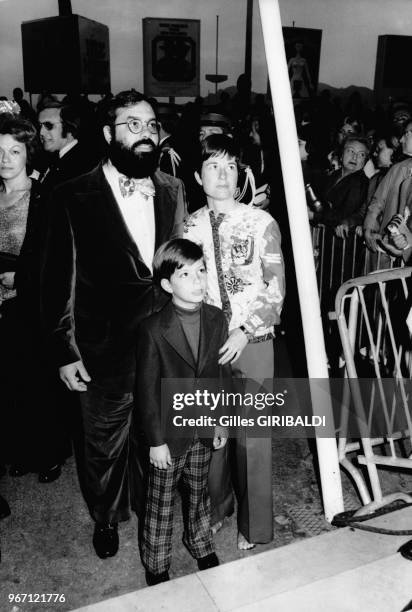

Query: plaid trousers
left=140, top=438, right=214, bottom=574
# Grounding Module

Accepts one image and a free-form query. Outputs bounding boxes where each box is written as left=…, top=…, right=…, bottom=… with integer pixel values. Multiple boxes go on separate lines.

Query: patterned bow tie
left=118, top=176, right=155, bottom=199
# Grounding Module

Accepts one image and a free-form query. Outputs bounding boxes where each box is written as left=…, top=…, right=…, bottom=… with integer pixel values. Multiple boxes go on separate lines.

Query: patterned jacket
left=184, top=204, right=285, bottom=341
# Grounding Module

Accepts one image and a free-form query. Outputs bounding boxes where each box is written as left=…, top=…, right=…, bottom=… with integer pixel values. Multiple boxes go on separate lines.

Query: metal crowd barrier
left=311, top=224, right=404, bottom=372
left=311, top=224, right=403, bottom=311
left=329, top=267, right=412, bottom=510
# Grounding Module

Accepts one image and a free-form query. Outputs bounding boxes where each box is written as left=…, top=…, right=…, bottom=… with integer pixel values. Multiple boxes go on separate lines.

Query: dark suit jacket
left=317, top=169, right=369, bottom=228
left=41, top=164, right=187, bottom=391
left=135, top=300, right=230, bottom=457
left=40, top=142, right=98, bottom=197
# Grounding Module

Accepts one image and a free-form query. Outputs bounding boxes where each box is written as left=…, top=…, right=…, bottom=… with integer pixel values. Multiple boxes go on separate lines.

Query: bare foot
left=211, top=520, right=223, bottom=535
left=237, top=532, right=255, bottom=550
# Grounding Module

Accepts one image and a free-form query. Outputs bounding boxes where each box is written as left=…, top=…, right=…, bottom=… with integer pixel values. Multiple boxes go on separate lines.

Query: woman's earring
left=234, top=187, right=240, bottom=199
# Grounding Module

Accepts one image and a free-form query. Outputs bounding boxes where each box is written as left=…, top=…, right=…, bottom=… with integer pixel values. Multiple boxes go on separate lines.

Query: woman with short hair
left=0, top=113, right=67, bottom=482
left=311, top=135, right=370, bottom=238
left=185, top=134, right=285, bottom=550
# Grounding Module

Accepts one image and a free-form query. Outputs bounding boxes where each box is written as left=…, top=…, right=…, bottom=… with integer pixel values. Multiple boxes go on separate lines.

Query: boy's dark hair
left=195, top=133, right=240, bottom=172
left=153, top=238, right=204, bottom=284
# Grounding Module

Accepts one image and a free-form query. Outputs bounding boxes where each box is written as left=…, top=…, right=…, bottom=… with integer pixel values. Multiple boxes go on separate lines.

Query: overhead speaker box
left=374, top=35, right=412, bottom=103
left=21, top=14, right=110, bottom=94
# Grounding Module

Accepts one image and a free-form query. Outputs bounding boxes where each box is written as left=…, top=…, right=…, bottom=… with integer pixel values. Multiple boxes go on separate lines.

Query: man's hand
left=218, top=328, right=249, bottom=365
left=395, top=222, right=412, bottom=249
left=0, top=271, right=15, bottom=288
left=392, top=233, right=409, bottom=250
left=381, top=240, right=404, bottom=257
left=150, top=444, right=172, bottom=469
left=59, top=360, right=91, bottom=392
left=364, top=228, right=381, bottom=252
left=355, top=225, right=364, bottom=237
left=335, top=223, right=349, bottom=239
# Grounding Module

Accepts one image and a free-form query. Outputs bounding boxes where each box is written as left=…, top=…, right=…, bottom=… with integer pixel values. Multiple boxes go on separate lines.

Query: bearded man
left=41, top=90, right=187, bottom=559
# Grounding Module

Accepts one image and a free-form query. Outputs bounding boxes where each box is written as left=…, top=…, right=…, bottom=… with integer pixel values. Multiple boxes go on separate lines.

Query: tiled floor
left=72, top=507, right=412, bottom=612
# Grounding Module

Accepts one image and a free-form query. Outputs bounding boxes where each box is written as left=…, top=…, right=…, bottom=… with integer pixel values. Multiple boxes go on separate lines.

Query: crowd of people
left=0, top=84, right=285, bottom=586
left=300, top=91, right=412, bottom=261
left=1, top=79, right=412, bottom=585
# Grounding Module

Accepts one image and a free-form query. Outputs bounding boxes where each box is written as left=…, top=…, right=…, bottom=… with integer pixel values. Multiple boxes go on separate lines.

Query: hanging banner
left=143, top=17, right=200, bottom=97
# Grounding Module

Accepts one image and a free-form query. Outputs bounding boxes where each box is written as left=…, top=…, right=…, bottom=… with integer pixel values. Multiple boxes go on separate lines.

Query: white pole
left=258, top=0, right=344, bottom=521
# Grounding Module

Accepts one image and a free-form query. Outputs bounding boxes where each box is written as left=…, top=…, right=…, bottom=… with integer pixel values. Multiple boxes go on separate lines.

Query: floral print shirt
left=184, top=204, right=285, bottom=341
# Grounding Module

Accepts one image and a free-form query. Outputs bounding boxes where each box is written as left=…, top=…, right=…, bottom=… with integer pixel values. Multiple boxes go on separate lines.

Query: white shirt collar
left=59, top=139, right=78, bottom=159
left=102, top=160, right=155, bottom=272
left=103, top=158, right=121, bottom=180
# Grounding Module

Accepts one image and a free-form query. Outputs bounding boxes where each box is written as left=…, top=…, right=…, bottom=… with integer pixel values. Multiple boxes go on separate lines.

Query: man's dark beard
left=108, top=138, right=159, bottom=178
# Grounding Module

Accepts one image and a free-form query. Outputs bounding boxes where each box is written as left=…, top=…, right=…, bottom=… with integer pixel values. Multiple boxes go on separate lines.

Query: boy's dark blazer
left=135, top=299, right=230, bottom=457
left=41, top=164, right=187, bottom=391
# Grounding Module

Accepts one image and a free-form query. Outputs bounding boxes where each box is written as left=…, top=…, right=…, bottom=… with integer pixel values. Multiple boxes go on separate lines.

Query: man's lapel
left=153, top=171, right=177, bottom=249
left=161, top=302, right=196, bottom=370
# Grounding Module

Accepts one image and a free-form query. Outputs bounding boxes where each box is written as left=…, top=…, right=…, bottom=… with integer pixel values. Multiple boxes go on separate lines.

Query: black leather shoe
left=9, top=464, right=30, bottom=477
left=399, top=539, right=412, bottom=560
left=197, top=552, right=219, bottom=571
left=0, top=494, right=11, bottom=520
left=92, top=522, right=119, bottom=559
left=38, top=464, right=62, bottom=484
left=145, top=570, right=170, bottom=586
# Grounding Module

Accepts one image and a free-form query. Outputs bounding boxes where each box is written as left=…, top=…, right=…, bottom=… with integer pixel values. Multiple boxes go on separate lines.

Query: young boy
left=136, top=238, right=230, bottom=586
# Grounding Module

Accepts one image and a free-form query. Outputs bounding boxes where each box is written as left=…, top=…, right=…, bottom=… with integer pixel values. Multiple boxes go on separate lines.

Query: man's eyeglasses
left=38, top=121, right=61, bottom=131
left=114, top=118, right=159, bottom=134
left=344, top=147, right=367, bottom=160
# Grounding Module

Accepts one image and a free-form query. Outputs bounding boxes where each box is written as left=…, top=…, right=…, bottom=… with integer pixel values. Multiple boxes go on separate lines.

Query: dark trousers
left=208, top=443, right=234, bottom=526
left=232, top=341, right=274, bottom=544
left=0, top=298, right=71, bottom=470
left=140, top=438, right=214, bottom=575
left=79, top=383, right=133, bottom=524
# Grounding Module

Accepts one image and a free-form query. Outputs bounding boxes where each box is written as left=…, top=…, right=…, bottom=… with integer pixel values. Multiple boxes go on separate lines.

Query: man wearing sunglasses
left=41, top=90, right=187, bottom=560
left=38, top=102, right=96, bottom=195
